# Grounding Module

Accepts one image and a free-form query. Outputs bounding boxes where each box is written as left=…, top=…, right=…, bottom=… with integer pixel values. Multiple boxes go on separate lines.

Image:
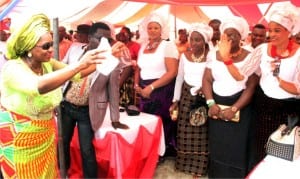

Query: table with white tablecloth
left=68, top=108, right=165, bottom=178
left=246, top=155, right=300, bottom=179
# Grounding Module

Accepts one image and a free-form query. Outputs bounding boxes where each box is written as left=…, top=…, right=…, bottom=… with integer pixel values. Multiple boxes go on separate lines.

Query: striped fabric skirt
left=175, top=82, right=208, bottom=176
left=0, top=109, right=57, bottom=179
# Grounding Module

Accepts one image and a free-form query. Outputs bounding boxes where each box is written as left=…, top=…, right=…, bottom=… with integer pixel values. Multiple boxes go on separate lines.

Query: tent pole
left=53, top=17, right=67, bottom=179
left=174, top=6, right=177, bottom=39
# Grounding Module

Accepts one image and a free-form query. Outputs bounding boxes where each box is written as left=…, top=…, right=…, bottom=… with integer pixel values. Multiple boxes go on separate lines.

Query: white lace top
left=206, top=50, right=251, bottom=96
left=173, top=54, right=207, bottom=101
left=240, top=44, right=300, bottom=99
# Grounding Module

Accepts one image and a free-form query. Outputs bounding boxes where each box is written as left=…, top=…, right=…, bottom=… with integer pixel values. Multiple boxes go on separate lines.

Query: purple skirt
left=139, top=79, right=177, bottom=148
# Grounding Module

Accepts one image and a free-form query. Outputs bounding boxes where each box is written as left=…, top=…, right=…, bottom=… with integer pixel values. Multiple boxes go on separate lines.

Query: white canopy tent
left=1, top=0, right=299, bottom=40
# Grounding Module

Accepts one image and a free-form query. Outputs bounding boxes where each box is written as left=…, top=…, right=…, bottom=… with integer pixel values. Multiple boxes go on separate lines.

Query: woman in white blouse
left=202, top=16, right=259, bottom=178
left=169, top=23, right=212, bottom=177
left=134, top=13, right=179, bottom=159
left=219, top=3, right=300, bottom=164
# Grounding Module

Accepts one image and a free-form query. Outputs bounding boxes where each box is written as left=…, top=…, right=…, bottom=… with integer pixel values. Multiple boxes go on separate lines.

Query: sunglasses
left=36, top=42, right=53, bottom=50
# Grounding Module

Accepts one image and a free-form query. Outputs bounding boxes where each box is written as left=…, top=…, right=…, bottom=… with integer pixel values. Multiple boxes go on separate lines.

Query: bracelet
left=150, top=84, right=155, bottom=91
left=206, top=99, right=216, bottom=108
left=224, top=59, right=233, bottom=66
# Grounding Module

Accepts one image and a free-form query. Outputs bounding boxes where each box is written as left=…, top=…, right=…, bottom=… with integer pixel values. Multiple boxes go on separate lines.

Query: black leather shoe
left=112, top=121, right=129, bottom=130
left=157, top=156, right=165, bottom=165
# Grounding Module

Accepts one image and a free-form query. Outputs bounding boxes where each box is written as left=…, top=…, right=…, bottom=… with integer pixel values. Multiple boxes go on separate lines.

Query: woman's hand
left=134, top=84, right=142, bottom=94
left=218, top=107, right=236, bottom=121
left=111, top=41, right=130, bottom=59
left=78, top=49, right=106, bottom=70
left=208, top=104, right=221, bottom=119
left=169, top=102, right=178, bottom=112
left=218, top=34, right=232, bottom=61
left=140, top=85, right=153, bottom=98
left=169, top=102, right=179, bottom=121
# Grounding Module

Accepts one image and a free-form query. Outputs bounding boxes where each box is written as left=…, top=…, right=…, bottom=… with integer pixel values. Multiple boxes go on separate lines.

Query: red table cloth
left=68, top=110, right=165, bottom=178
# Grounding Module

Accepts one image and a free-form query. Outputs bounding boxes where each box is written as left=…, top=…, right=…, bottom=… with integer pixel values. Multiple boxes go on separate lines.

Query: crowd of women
left=0, top=2, right=299, bottom=179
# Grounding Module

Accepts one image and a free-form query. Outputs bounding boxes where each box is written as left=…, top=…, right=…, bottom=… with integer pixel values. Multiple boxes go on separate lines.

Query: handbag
left=218, top=105, right=240, bottom=122
left=125, top=105, right=140, bottom=116
left=170, top=105, right=179, bottom=121
left=266, top=116, right=300, bottom=161
left=189, top=106, right=207, bottom=126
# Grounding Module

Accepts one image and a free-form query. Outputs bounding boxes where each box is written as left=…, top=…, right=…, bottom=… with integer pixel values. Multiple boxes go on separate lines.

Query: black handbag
left=125, top=105, right=140, bottom=116
left=266, top=115, right=300, bottom=161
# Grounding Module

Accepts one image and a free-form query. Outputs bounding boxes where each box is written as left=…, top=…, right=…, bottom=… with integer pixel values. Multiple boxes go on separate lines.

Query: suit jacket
left=89, top=64, right=121, bottom=132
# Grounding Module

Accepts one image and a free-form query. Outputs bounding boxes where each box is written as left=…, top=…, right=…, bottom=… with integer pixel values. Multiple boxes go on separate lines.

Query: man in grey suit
left=61, top=22, right=129, bottom=178
left=88, top=22, right=129, bottom=131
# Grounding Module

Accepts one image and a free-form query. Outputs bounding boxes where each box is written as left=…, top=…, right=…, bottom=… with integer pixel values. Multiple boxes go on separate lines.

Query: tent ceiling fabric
left=68, top=0, right=124, bottom=26
left=0, top=0, right=11, bottom=12
left=114, top=4, right=164, bottom=27
left=169, top=6, right=209, bottom=24
left=124, top=0, right=285, bottom=5
left=229, top=4, right=268, bottom=26
left=113, top=4, right=210, bottom=27
left=1, top=0, right=299, bottom=39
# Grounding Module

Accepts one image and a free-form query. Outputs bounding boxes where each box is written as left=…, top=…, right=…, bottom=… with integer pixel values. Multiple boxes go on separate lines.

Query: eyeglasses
left=36, top=42, right=53, bottom=50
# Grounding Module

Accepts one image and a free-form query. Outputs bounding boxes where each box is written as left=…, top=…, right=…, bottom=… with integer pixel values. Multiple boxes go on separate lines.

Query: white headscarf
left=138, top=13, right=169, bottom=44
left=189, top=23, right=213, bottom=43
left=267, top=2, right=300, bottom=35
left=220, top=16, right=249, bottom=40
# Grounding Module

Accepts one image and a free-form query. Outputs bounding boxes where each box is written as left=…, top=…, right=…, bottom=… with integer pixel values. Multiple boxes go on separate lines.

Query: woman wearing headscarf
left=169, top=23, right=212, bottom=177
left=117, top=26, right=141, bottom=107
left=219, top=2, right=300, bottom=163
left=202, top=16, right=259, bottom=178
left=134, top=13, right=179, bottom=159
left=0, top=14, right=126, bottom=178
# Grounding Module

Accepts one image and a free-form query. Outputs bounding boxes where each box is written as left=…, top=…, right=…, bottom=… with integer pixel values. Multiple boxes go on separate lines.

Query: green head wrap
left=6, top=13, right=50, bottom=60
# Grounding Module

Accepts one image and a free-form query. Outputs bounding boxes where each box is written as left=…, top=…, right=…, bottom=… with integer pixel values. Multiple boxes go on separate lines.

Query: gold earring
left=28, top=52, right=32, bottom=58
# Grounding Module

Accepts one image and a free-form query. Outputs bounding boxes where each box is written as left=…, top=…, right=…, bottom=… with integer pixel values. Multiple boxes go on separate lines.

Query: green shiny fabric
left=6, top=14, right=50, bottom=60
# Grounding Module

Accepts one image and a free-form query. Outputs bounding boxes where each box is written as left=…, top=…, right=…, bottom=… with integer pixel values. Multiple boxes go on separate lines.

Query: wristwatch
left=231, top=106, right=238, bottom=113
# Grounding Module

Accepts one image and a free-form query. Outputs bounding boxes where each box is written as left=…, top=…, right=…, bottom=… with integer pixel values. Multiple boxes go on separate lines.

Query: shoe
left=157, top=156, right=165, bottom=165
left=164, top=145, right=177, bottom=157
left=112, top=121, right=129, bottom=130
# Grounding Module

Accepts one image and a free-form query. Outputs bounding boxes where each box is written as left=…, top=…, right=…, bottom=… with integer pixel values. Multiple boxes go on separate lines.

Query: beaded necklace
left=271, top=40, right=293, bottom=60
left=270, top=40, right=293, bottom=76
left=146, top=39, right=161, bottom=50
left=191, top=53, right=205, bottom=63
